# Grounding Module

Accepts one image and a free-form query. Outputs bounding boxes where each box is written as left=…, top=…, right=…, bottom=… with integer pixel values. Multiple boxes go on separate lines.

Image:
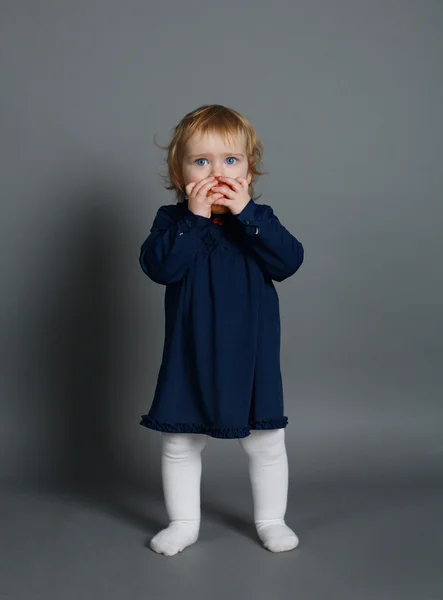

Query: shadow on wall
left=25, top=174, right=163, bottom=508
left=52, top=183, right=124, bottom=494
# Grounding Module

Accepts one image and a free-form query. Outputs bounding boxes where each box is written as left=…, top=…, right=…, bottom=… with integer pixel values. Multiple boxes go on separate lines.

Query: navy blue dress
left=139, top=198, right=304, bottom=439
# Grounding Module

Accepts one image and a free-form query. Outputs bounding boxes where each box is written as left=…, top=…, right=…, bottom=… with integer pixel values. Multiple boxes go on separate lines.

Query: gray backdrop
left=1, top=0, right=442, bottom=495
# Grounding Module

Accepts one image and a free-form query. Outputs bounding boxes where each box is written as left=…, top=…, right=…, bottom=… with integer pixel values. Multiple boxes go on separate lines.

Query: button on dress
left=139, top=198, right=304, bottom=439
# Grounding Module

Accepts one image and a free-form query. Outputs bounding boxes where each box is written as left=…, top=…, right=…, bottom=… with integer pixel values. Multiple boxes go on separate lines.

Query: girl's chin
left=211, top=204, right=230, bottom=215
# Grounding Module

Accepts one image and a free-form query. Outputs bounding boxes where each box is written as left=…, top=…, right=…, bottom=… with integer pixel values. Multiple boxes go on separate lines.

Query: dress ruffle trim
left=250, top=416, right=289, bottom=430
left=139, top=415, right=288, bottom=439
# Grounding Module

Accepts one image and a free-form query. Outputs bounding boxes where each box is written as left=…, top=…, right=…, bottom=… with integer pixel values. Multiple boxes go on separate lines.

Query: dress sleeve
left=139, top=205, right=211, bottom=285
left=235, top=200, right=304, bottom=282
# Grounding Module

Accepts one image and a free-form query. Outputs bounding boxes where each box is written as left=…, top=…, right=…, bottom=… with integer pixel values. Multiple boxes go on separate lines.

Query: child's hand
left=186, top=177, right=224, bottom=219
left=210, top=177, right=250, bottom=215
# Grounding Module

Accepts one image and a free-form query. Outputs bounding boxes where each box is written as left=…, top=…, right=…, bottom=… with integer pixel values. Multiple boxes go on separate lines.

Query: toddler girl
left=139, top=104, right=304, bottom=556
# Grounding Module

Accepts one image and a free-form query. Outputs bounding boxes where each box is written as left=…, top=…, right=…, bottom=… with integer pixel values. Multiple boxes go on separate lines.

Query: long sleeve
left=235, top=200, right=304, bottom=282
left=139, top=205, right=211, bottom=285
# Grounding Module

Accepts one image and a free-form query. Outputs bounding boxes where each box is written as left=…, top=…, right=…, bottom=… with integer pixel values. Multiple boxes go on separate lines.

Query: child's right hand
left=186, top=177, right=224, bottom=219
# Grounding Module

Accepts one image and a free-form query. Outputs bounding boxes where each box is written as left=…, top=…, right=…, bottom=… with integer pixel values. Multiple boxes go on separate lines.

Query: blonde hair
left=155, top=104, right=267, bottom=202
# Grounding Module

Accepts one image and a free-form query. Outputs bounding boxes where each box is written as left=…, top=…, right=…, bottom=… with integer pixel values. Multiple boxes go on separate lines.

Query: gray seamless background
left=1, top=0, right=442, bottom=495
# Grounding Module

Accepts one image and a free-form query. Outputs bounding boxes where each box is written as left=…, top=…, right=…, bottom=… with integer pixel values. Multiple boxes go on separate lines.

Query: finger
left=185, top=181, right=197, bottom=196
left=236, top=177, right=249, bottom=190
left=211, top=184, right=236, bottom=199
left=200, top=181, right=220, bottom=198
left=208, top=193, right=224, bottom=203
left=218, top=176, right=242, bottom=192
left=191, top=177, right=216, bottom=197
left=193, top=179, right=217, bottom=198
left=212, top=196, right=231, bottom=206
left=191, top=179, right=212, bottom=197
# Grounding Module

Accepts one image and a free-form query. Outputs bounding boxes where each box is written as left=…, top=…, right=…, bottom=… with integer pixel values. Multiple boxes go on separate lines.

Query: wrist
left=190, top=209, right=211, bottom=219
left=234, top=198, right=254, bottom=218
left=187, top=201, right=211, bottom=219
left=184, top=208, right=212, bottom=227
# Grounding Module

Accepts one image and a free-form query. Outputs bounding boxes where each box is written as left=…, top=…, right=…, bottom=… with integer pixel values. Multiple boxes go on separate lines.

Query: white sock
left=239, top=428, right=299, bottom=552
left=150, top=432, right=207, bottom=556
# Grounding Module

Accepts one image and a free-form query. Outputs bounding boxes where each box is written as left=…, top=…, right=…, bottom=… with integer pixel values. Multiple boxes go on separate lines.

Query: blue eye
left=194, top=157, right=238, bottom=166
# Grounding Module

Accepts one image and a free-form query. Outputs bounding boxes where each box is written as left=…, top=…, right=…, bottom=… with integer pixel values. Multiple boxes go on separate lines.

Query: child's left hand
left=211, top=177, right=251, bottom=215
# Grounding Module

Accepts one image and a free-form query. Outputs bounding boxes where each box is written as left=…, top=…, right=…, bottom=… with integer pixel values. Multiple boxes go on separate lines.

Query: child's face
left=182, top=131, right=252, bottom=198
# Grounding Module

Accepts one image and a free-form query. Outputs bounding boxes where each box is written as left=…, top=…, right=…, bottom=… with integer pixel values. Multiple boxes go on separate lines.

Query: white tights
left=149, top=429, right=299, bottom=556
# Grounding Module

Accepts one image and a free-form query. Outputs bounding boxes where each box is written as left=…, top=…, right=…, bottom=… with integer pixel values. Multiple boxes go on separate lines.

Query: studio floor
left=1, top=480, right=442, bottom=600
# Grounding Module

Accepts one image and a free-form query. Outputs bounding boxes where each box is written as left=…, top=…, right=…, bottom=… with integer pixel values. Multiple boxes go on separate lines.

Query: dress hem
left=139, top=415, right=288, bottom=439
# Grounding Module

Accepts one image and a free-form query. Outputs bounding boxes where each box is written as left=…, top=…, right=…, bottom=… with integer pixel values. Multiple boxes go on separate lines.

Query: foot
left=150, top=520, right=200, bottom=556
left=255, top=519, right=299, bottom=553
